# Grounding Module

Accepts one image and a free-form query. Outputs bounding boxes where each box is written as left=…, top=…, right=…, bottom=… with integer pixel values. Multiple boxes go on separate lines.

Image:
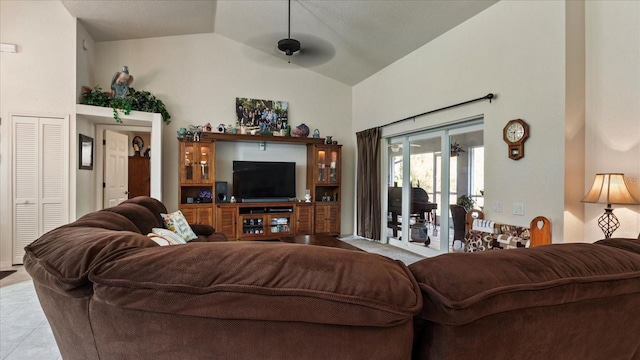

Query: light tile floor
left=0, top=275, right=61, bottom=360
left=0, top=238, right=424, bottom=360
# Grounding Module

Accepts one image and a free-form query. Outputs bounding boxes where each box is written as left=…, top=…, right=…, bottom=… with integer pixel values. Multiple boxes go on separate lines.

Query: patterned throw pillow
left=160, top=210, right=198, bottom=242
left=147, top=228, right=187, bottom=246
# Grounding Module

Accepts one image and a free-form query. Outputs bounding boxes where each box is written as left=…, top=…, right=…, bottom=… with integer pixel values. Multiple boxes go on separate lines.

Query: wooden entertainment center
left=178, top=133, right=342, bottom=241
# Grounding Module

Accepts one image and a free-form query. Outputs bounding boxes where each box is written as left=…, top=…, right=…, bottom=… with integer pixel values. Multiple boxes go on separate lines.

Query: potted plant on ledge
left=81, top=85, right=171, bottom=124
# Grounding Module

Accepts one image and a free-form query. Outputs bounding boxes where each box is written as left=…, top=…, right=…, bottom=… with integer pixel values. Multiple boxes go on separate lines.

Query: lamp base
left=598, top=207, right=620, bottom=238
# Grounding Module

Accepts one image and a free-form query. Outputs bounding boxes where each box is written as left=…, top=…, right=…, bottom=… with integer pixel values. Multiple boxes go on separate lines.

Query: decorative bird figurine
left=111, top=65, right=134, bottom=98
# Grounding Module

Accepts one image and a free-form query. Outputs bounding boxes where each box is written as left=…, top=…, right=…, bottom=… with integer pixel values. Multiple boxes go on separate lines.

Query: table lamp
left=582, top=173, right=639, bottom=238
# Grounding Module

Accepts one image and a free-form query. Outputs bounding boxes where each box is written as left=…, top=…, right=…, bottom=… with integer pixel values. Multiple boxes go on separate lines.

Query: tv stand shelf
left=238, top=205, right=294, bottom=215
left=217, top=202, right=312, bottom=241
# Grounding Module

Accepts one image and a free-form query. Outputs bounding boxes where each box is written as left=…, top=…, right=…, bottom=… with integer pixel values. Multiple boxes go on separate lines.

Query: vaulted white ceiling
left=62, top=0, right=498, bottom=86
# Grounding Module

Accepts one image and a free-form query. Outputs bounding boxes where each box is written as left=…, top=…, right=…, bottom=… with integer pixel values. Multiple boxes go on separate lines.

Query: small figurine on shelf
left=144, top=148, right=150, bottom=157
left=203, top=123, right=212, bottom=132
left=189, top=125, right=203, bottom=141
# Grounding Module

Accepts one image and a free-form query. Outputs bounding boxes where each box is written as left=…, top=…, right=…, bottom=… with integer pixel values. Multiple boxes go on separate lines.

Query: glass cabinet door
left=329, top=149, right=340, bottom=183
left=198, top=143, right=211, bottom=182
left=183, top=143, right=195, bottom=182
left=315, top=146, right=340, bottom=185
left=317, top=149, right=326, bottom=182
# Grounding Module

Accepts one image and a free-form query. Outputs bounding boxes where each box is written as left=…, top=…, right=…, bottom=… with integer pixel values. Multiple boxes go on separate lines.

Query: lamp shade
left=582, top=173, right=639, bottom=205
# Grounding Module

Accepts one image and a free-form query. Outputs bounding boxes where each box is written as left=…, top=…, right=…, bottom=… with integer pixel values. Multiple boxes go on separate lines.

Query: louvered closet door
left=13, top=116, right=68, bottom=264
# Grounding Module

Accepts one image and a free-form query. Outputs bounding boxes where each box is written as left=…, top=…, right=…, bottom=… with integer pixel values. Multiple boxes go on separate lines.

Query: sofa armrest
left=190, top=224, right=214, bottom=236
left=188, top=224, right=228, bottom=242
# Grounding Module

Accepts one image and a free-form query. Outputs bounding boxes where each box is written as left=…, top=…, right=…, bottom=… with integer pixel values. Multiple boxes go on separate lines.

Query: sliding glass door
left=385, top=121, right=483, bottom=256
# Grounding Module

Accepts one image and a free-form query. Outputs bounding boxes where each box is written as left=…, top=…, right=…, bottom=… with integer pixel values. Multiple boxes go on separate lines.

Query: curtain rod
left=381, top=93, right=495, bottom=128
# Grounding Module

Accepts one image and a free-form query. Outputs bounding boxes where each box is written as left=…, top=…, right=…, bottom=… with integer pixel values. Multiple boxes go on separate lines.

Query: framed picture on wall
left=79, top=134, right=94, bottom=170
left=236, top=97, right=288, bottom=133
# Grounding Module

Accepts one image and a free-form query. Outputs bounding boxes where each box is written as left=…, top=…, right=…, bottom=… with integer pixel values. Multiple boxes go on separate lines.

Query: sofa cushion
left=24, top=227, right=156, bottom=297
left=160, top=210, right=198, bottom=242
left=595, top=237, right=640, bottom=254
left=103, top=203, right=161, bottom=234
left=90, top=242, right=422, bottom=327
left=61, top=211, right=141, bottom=233
left=409, top=243, right=640, bottom=325
left=122, top=196, right=168, bottom=225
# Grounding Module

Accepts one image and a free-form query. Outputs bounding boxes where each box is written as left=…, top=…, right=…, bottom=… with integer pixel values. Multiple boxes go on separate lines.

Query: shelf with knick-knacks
left=307, top=144, right=342, bottom=235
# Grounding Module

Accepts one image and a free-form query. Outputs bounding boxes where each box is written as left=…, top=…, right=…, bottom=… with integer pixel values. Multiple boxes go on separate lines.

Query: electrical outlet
left=493, top=201, right=503, bottom=213
left=513, top=202, right=524, bottom=216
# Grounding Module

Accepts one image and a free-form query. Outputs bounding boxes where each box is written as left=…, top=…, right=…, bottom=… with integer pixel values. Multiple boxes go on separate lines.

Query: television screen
left=233, top=161, right=296, bottom=201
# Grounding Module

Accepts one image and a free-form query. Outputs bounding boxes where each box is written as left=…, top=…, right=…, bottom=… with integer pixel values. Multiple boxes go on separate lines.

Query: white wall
left=90, top=33, right=354, bottom=234
left=584, top=1, right=640, bottom=240
left=353, top=1, right=568, bottom=241
left=0, top=1, right=76, bottom=267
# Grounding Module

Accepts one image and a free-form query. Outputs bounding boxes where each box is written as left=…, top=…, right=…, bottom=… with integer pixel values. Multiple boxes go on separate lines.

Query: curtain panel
left=356, top=127, right=381, bottom=240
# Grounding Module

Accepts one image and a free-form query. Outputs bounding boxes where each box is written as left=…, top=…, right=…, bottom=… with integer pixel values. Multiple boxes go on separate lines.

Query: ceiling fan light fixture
left=278, top=38, right=300, bottom=56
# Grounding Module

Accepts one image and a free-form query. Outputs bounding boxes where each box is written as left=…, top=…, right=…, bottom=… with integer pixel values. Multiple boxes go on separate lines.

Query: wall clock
left=503, top=119, right=529, bottom=160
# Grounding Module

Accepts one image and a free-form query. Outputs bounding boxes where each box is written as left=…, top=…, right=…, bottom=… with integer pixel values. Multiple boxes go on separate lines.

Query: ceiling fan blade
left=243, top=32, right=335, bottom=69
left=286, top=33, right=335, bottom=68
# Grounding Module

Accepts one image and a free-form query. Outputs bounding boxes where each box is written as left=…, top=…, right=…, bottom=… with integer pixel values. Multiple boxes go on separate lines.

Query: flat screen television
left=233, top=161, right=296, bottom=202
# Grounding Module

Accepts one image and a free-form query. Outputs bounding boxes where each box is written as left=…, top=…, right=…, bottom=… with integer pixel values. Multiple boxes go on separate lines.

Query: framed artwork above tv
left=236, top=97, right=288, bottom=133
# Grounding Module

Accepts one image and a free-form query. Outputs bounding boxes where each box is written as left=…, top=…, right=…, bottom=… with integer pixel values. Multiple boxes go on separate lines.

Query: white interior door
left=104, top=130, right=129, bottom=208
left=12, top=115, right=68, bottom=264
left=13, top=118, right=38, bottom=265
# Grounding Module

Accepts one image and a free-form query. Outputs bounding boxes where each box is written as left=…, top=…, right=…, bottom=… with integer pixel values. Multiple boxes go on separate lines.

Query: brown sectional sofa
left=24, top=197, right=640, bottom=359
left=24, top=197, right=422, bottom=359
left=409, top=240, right=640, bottom=359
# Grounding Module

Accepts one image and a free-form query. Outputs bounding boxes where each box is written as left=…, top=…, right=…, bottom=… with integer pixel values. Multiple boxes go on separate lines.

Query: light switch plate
left=513, top=202, right=524, bottom=216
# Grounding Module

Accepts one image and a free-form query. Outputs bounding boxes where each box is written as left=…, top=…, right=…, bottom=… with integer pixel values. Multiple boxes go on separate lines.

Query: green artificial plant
left=81, top=85, right=171, bottom=124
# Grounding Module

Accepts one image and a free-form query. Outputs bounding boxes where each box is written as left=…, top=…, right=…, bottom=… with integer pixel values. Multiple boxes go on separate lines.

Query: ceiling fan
left=242, top=0, right=335, bottom=69
left=278, top=0, right=300, bottom=59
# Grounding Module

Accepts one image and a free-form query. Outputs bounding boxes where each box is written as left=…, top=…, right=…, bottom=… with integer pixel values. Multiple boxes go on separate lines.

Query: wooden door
left=196, top=207, right=213, bottom=225
left=216, top=206, right=237, bottom=240
left=314, top=204, right=330, bottom=234
left=328, top=203, right=341, bottom=235
left=104, top=130, right=129, bottom=207
left=314, top=203, right=340, bottom=235
left=128, top=156, right=150, bottom=198
left=295, top=204, right=313, bottom=235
